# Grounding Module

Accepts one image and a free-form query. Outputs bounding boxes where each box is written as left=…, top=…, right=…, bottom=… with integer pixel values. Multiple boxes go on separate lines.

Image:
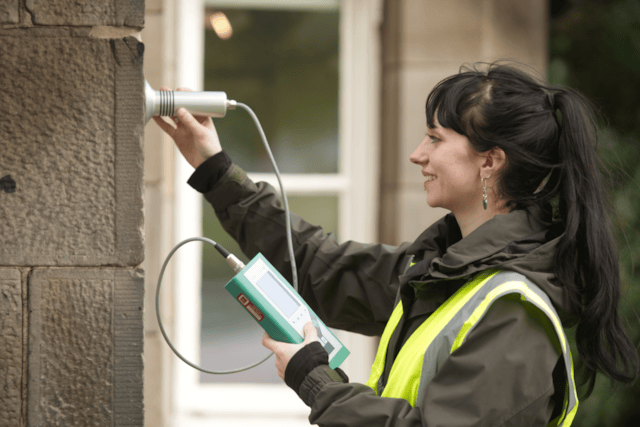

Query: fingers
left=159, top=86, right=192, bottom=92
left=276, top=362, right=285, bottom=380
left=155, top=86, right=213, bottom=126
left=176, top=108, right=207, bottom=136
left=153, top=116, right=176, bottom=136
left=195, top=114, right=215, bottom=128
left=261, top=332, right=289, bottom=380
left=173, top=88, right=215, bottom=127
left=262, top=331, right=276, bottom=351
left=303, top=322, right=318, bottom=343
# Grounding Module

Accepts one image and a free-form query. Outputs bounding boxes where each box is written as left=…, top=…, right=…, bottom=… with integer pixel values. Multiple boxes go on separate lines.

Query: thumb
left=303, top=322, right=318, bottom=344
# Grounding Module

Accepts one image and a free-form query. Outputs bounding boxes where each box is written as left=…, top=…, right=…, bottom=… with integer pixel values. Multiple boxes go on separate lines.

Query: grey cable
left=156, top=102, right=299, bottom=374
left=236, top=102, right=299, bottom=293
left=156, top=237, right=273, bottom=374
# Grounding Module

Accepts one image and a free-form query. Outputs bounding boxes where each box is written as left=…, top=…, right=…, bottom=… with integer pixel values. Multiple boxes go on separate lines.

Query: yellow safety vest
left=366, top=269, right=578, bottom=427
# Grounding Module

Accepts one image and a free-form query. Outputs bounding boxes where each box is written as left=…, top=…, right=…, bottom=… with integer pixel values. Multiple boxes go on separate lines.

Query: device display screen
left=256, top=271, right=300, bottom=317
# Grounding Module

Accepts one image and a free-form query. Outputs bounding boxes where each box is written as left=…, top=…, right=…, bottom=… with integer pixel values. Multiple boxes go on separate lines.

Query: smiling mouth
left=424, top=175, right=437, bottom=182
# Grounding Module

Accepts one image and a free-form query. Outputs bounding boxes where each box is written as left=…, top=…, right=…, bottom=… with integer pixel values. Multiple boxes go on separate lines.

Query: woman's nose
left=410, top=138, right=429, bottom=164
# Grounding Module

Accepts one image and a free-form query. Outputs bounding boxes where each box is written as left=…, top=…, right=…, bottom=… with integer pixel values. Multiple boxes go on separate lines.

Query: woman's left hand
left=262, top=322, right=319, bottom=380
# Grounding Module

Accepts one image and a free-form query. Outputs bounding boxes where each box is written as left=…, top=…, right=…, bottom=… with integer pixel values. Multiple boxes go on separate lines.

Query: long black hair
left=425, top=61, right=638, bottom=396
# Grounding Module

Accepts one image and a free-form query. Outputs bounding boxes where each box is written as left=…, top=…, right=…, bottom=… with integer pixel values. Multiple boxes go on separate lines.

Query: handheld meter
left=225, top=253, right=350, bottom=369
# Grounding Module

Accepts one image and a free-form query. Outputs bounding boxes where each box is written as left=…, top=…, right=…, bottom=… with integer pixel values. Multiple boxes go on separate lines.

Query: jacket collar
left=403, top=204, right=574, bottom=321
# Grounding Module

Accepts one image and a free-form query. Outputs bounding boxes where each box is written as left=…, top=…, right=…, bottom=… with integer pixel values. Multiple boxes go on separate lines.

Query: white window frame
left=170, top=1, right=383, bottom=425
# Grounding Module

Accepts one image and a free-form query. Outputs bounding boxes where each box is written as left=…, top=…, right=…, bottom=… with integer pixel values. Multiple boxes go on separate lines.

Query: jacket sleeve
left=202, top=163, right=413, bottom=336
left=305, top=297, right=561, bottom=427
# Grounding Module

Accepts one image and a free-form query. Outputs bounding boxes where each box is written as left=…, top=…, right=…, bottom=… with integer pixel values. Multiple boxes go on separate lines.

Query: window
left=172, top=1, right=383, bottom=425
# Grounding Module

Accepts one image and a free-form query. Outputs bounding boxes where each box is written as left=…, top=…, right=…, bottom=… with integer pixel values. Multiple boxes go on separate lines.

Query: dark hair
left=425, top=61, right=638, bottom=396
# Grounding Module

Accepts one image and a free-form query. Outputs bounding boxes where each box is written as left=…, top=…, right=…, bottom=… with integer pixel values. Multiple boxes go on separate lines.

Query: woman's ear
left=481, top=148, right=506, bottom=178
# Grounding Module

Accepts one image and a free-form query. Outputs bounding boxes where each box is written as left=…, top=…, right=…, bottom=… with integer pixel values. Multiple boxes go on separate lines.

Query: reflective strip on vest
left=365, top=270, right=579, bottom=427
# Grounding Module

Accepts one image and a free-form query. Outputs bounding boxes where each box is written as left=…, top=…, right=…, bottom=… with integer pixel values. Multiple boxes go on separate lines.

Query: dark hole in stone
left=0, top=175, right=16, bottom=193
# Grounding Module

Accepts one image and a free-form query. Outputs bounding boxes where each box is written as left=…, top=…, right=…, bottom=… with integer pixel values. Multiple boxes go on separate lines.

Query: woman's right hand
left=152, top=87, right=222, bottom=169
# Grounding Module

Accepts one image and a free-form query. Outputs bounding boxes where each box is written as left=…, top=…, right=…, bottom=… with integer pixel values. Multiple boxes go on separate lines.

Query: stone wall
left=0, top=1, right=145, bottom=426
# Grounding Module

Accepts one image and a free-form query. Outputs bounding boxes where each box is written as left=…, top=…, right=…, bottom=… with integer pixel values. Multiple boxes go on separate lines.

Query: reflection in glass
left=204, top=8, right=340, bottom=173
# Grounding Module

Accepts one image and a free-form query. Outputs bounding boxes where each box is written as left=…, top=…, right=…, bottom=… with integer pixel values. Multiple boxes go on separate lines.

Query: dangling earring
left=482, top=175, right=490, bottom=210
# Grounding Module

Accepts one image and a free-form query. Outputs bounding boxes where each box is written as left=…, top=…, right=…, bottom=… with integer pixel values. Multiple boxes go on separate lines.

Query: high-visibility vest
left=366, top=269, right=578, bottom=427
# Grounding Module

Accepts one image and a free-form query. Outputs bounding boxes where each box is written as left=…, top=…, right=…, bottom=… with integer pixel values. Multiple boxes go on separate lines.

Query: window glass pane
left=204, top=8, right=339, bottom=173
left=200, top=195, right=339, bottom=384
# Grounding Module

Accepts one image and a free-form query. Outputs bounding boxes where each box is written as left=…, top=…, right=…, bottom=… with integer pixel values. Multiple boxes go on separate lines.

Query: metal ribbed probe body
left=158, top=89, right=175, bottom=116
left=144, top=79, right=232, bottom=123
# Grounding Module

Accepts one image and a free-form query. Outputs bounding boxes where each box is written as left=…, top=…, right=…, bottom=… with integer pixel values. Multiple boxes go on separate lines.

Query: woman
left=154, top=62, right=638, bottom=426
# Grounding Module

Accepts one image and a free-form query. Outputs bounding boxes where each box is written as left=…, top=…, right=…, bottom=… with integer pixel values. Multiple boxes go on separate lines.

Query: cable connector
left=212, top=241, right=245, bottom=273
left=226, top=254, right=246, bottom=273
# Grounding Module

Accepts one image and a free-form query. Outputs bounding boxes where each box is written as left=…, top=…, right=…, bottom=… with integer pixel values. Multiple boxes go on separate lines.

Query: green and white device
left=225, top=253, right=350, bottom=369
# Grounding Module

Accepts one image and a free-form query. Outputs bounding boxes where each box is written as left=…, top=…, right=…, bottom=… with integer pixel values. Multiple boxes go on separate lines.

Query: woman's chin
left=425, top=196, right=439, bottom=209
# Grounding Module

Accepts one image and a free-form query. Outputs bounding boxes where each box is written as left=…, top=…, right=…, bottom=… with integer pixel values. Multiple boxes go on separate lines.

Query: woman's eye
left=424, top=132, right=439, bottom=144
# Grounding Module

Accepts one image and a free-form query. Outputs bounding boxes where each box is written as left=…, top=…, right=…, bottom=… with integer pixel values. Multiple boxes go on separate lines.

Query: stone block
left=26, top=0, right=144, bottom=27
left=0, top=36, right=144, bottom=266
left=0, top=0, right=19, bottom=24
left=0, top=268, right=22, bottom=427
left=146, top=0, right=162, bottom=14
left=489, top=0, right=547, bottom=72
left=28, top=268, right=144, bottom=427
left=402, top=0, right=484, bottom=63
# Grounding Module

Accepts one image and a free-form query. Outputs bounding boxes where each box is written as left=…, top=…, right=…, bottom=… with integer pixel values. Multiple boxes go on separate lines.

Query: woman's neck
left=455, top=203, right=511, bottom=238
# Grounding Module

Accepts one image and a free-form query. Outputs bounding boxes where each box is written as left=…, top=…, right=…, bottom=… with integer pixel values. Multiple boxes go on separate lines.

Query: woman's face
left=409, top=122, right=484, bottom=214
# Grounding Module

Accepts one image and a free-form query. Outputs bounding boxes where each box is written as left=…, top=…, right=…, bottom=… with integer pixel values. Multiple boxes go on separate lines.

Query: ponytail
left=553, top=89, right=638, bottom=396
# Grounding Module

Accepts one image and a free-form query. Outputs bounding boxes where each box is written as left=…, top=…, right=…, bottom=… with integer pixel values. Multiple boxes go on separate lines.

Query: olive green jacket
left=200, top=162, right=573, bottom=427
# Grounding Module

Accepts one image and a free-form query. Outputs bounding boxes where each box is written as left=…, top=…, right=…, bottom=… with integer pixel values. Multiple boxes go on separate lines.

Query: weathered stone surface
left=0, top=268, right=22, bottom=427
left=0, top=0, right=19, bottom=24
left=25, top=0, right=144, bottom=27
left=28, top=268, right=144, bottom=427
left=0, top=36, right=144, bottom=266
left=114, top=37, right=146, bottom=266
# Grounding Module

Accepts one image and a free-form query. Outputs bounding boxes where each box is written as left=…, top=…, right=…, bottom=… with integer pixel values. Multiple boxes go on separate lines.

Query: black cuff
left=187, top=150, right=232, bottom=193
left=298, top=365, right=349, bottom=407
left=285, top=342, right=328, bottom=394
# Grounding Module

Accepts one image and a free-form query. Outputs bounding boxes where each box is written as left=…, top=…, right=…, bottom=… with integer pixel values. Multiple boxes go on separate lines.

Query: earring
left=482, top=175, right=490, bottom=210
